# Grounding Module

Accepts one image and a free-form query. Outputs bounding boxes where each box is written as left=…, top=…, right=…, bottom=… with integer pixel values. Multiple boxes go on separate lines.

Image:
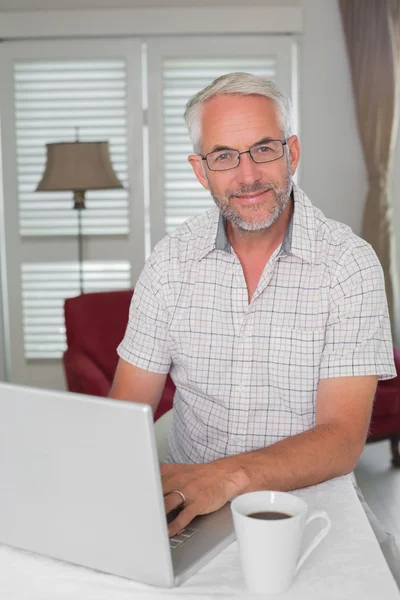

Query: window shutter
left=21, top=261, right=131, bottom=359
left=14, top=60, right=129, bottom=236
left=163, top=58, right=276, bottom=233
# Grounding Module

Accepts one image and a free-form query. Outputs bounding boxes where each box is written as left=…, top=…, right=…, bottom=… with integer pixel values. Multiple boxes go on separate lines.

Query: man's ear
left=287, top=135, right=300, bottom=175
left=188, top=155, right=210, bottom=190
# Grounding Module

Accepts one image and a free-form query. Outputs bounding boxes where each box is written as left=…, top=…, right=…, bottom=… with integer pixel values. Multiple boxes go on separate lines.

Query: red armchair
left=367, top=347, right=400, bottom=467
left=62, top=290, right=175, bottom=421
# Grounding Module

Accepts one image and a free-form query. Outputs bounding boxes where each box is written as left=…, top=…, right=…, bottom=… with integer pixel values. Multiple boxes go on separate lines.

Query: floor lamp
left=36, top=141, right=123, bottom=294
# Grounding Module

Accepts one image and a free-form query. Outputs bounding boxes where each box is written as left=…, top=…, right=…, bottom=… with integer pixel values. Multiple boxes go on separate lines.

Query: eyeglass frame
left=200, top=139, right=288, bottom=172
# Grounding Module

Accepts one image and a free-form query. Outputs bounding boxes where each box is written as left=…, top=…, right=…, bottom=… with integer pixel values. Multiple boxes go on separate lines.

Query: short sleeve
left=319, top=243, right=396, bottom=381
left=117, top=252, right=171, bottom=374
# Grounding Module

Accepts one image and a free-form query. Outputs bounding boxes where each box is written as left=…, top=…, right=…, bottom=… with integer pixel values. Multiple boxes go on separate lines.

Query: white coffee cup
left=231, top=490, right=331, bottom=595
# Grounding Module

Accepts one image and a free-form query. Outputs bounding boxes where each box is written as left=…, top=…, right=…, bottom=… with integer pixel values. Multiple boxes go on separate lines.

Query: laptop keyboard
left=169, top=527, right=197, bottom=549
left=167, top=506, right=197, bottom=549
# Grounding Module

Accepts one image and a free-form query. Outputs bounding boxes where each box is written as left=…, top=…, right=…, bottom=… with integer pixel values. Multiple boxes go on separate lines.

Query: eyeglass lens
left=206, top=140, right=284, bottom=171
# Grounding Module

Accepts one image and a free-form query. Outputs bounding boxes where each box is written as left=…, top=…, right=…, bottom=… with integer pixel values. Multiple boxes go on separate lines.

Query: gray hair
left=184, top=72, right=293, bottom=154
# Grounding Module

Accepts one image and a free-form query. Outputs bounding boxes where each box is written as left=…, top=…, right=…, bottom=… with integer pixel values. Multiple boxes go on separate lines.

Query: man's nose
left=235, top=151, right=263, bottom=183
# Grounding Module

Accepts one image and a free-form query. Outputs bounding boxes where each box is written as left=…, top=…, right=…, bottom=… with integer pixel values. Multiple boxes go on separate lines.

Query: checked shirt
left=118, top=184, right=395, bottom=464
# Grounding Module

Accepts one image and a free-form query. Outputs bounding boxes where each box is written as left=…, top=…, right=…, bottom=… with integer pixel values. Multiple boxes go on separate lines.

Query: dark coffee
left=247, top=511, right=292, bottom=520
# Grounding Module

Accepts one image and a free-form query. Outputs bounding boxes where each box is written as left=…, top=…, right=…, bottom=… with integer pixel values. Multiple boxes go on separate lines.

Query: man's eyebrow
left=209, top=144, right=235, bottom=153
left=208, top=137, right=277, bottom=153
left=252, top=137, right=277, bottom=146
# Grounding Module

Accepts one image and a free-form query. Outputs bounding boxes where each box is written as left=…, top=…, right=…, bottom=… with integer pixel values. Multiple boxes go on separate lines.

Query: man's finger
left=167, top=504, right=199, bottom=537
left=164, top=490, right=188, bottom=514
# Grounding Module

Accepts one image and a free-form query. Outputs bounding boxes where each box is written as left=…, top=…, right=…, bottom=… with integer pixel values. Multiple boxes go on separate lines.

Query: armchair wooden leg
left=390, top=434, right=400, bottom=468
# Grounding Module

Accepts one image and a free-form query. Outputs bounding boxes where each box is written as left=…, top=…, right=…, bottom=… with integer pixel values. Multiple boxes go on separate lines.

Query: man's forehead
left=200, top=94, right=281, bottom=149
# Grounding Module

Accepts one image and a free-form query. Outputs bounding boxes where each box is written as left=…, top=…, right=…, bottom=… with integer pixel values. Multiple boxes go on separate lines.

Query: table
left=0, top=474, right=398, bottom=599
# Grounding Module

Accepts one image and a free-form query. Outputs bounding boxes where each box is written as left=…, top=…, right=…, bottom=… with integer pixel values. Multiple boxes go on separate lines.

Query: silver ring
left=170, top=489, right=186, bottom=506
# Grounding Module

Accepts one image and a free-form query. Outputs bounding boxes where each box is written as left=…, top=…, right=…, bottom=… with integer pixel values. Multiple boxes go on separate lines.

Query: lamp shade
left=36, top=141, right=123, bottom=192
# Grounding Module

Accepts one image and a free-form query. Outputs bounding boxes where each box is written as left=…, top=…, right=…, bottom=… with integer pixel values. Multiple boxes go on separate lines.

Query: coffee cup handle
left=295, top=510, right=331, bottom=573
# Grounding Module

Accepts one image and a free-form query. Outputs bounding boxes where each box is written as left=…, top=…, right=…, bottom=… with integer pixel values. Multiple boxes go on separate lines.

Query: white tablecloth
left=1, top=474, right=399, bottom=599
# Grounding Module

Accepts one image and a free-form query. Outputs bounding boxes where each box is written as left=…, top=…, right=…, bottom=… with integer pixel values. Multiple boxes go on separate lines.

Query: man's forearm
left=162, top=421, right=366, bottom=537
left=219, top=422, right=362, bottom=495
left=109, top=359, right=167, bottom=412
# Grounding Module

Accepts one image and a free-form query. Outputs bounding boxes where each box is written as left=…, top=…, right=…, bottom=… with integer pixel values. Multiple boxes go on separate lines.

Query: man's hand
left=161, top=459, right=248, bottom=537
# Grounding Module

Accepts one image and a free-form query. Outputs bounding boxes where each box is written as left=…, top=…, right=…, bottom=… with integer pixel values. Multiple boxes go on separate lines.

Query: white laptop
left=0, top=382, right=235, bottom=587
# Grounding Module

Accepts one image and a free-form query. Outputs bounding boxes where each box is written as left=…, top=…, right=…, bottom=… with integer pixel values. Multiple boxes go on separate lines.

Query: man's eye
left=255, top=145, right=273, bottom=153
left=215, top=152, right=234, bottom=161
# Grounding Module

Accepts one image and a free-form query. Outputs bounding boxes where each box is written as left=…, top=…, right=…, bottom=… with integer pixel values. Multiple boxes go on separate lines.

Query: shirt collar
left=196, top=208, right=225, bottom=260
left=288, top=183, right=316, bottom=264
left=197, top=183, right=316, bottom=264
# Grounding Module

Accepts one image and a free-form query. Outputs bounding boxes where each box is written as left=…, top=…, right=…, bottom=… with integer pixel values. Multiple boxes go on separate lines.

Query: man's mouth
left=233, top=190, right=271, bottom=202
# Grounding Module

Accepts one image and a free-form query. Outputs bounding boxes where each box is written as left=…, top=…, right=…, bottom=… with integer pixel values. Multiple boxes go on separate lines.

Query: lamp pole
left=73, top=190, right=86, bottom=295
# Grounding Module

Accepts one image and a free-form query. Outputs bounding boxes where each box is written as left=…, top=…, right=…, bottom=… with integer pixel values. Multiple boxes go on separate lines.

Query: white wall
left=0, top=255, right=5, bottom=381
left=0, top=0, right=298, bottom=9
left=299, top=0, right=367, bottom=235
left=0, top=119, right=6, bottom=381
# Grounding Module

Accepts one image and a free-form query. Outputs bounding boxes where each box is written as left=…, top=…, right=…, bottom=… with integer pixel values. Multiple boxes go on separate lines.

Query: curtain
left=339, top=0, right=400, bottom=331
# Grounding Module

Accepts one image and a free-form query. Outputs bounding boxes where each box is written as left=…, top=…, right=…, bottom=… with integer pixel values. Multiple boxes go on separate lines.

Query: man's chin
left=226, top=211, right=278, bottom=232
left=233, top=219, right=276, bottom=232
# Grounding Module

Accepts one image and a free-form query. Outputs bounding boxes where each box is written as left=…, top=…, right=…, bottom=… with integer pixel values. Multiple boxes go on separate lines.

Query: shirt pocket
left=267, top=325, right=326, bottom=416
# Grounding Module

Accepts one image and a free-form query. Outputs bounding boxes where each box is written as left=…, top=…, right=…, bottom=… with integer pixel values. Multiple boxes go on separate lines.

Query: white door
left=0, top=39, right=144, bottom=389
left=0, top=34, right=297, bottom=389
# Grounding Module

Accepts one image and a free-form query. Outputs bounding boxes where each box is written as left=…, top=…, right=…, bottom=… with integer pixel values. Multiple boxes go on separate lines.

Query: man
left=110, top=73, right=399, bottom=580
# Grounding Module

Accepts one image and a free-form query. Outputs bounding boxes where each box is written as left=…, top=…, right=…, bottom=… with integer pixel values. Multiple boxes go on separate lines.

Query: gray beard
left=209, top=172, right=293, bottom=232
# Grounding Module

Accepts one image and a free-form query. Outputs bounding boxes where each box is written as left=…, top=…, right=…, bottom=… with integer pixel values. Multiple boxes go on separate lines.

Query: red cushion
left=64, top=290, right=133, bottom=383
left=368, top=347, right=400, bottom=441
left=372, top=386, right=400, bottom=419
left=63, top=289, right=175, bottom=421
left=63, top=347, right=112, bottom=397
left=154, top=375, right=175, bottom=421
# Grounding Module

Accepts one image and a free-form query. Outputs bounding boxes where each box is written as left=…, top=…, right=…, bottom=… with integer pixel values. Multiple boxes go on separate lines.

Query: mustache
left=226, top=182, right=275, bottom=200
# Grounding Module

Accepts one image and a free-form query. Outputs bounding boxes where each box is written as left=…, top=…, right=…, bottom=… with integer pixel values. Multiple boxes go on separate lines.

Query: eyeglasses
left=201, top=139, right=288, bottom=172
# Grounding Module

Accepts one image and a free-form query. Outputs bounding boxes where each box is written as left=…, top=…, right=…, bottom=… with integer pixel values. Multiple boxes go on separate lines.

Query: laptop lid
left=0, top=383, right=175, bottom=587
